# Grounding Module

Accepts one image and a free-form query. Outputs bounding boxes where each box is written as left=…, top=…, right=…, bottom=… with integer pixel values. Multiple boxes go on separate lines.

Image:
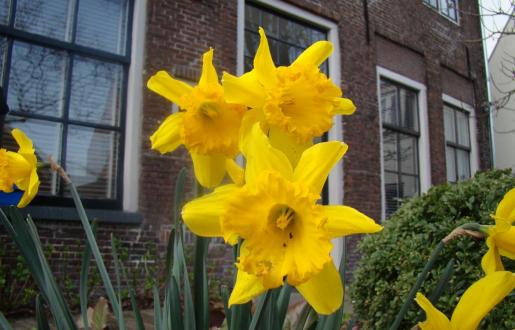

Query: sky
left=480, top=0, right=513, bottom=57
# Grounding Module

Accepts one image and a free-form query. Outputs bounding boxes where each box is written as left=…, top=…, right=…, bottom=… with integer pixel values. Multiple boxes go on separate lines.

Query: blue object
left=0, top=189, right=23, bottom=206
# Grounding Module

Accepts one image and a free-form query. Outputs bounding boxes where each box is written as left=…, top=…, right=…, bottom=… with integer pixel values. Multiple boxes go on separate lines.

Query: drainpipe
left=479, top=0, right=496, bottom=168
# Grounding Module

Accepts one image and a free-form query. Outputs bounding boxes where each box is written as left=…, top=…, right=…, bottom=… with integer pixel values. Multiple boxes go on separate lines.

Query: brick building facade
left=0, top=0, right=490, bottom=309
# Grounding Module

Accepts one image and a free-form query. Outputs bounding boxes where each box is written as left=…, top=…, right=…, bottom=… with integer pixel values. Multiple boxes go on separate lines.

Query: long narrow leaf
left=221, top=285, right=231, bottom=330
left=153, top=285, right=162, bottom=330
left=249, top=291, right=271, bottom=330
left=194, top=236, right=210, bottom=330
left=169, top=276, right=184, bottom=330
left=68, top=183, right=126, bottom=329
left=177, top=239, right=196, bottom=330
left=294, top=303, right=312, bottom=330
left=36, top=294, right=51, bottom=330
left=0, top=311, right=12, bottom=330
left=110, top=235, right=123, bottom=305
left=276, top=283, right=292, bottom=328
left=80, top=222, right=98, bottom=330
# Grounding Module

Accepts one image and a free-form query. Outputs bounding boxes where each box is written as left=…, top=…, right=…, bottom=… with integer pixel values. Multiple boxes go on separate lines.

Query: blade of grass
left=36, top=294, right=51, bottom=330
left=80, top=221, right=97, bottom=330
left=276, top=283, right=292, bottom=328
left=248, top=291, right=271, bottom=330
left=194, top=236, right=210, bottom=330
left=221, top=285, right=231, bottom=330
left=169, top=276, right=184, bottom=330
left=153, top=285, right=162, bottom=330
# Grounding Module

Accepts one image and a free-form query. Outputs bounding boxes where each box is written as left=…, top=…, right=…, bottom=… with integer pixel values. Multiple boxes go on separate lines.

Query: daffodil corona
left=182, top=124, right=382, bottom=314
left=0, top=129, right=39, bottom=207
left=415, top=271, right=515, bottom=330
left=148, top=48, right=245, bottom=188
left=481, top=187, right=515, bottom=274
left=223, top=28, right=355, bottom=165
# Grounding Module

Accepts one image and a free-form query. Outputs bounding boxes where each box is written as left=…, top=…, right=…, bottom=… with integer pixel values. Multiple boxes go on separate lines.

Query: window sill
left=22, top=206, right=144, bottom=225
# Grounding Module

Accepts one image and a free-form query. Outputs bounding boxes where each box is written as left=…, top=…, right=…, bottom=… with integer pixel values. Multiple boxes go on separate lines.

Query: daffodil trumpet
left=148, top=48, right=245, bottom=188
left=0, top=128, right=40, bottom=207
left=480, top=187, right=515, bottom=274
left=223, top=27, right=356, bottom=166
left=182, top=124, right=382, bottom=314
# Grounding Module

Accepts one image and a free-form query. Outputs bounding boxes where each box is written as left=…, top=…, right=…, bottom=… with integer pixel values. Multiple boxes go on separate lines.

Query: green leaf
left=276, top=283, right=293, bottom=328
left=153, top=285, right=162, bottom=330
left=36, top=294, right=51, bottom=330
left=249, top=291, right=271, bottom=330
left=194, top=236, right=210, bottom=330
left=80, top=221, right=97, bottom=330
left=169, top=276, right=184, bottom=330
left=220, top=285, right=231, bottom=329
left=0, top=311, right=12, bottom=330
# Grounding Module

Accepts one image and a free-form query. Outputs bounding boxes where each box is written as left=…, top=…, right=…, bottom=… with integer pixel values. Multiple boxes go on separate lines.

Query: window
left=0, top=0, right=132, bottom=208
left=423, top=0, right=458, bottom=22
left=244, top=3, right=328, bottom=73
left=444, top=104, right=470, bottom=183
left=380, top=79, right=420, bottom=217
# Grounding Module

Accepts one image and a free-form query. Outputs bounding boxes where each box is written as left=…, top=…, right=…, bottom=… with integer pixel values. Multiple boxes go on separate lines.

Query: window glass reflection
left=65, top=126, right=118, bottom=199
left=76, top=0, right=128, bottom=55
left=69, top=56, right=122, bottom=125
left=8, top=42, right=66, bottom=117
left=0, top=0, right=9, bottom=25
left=15, top=0, right=72, bottom=41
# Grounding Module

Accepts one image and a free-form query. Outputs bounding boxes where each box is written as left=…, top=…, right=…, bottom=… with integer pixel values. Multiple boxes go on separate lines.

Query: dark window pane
left=380, top=80, right=397, bottom=125
left=399, top=88, right=418, bottom=131
left=384, top=171, right=399, bottom=216
left=14, top=0, right=72, bottom=41
left=244, top=56, right=253, bottom=72
left=312, top=30, right=326, bottom=43
left=448, top=0, right=457, bottom=20
left=261, top=11, right=279, bottom=38
left=65, top=126, right=118, bottom=199
left=0, top=0, right=9, bottom=25
left=76, top=0, right=128, bottom=55
left=69, top=56, right=122, bottom=125
left=446, top=146, right=456, bottom=183
left=399, top=134, right=418, bottom=175
left=443, top=105, right=456, bottom=143
left=382, top=129, right=397, bottom=171
left=245, top=5, right=261, bottom=31
left=244, top=32, right=259, bottom=57
left=456, top=110, right=470, bottom=147
left=8, top=42, right=66, bottom=117
left=401, top=175, right=418, bottom=198
left=276, top=42, right=291, bottom=67
left=456, top=149, right=470, bottom=181
left=4, top=115, right=62, bottom=196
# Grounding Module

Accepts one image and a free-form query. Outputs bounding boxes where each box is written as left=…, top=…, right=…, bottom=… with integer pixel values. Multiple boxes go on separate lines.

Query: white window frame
left=442, top=93, right=479, bottom=178
left=123, top=0, right=147, bottom=212
left=377, top=66, right=431, bottom=221
left=237, top=0, right=344, bottom=262
left=422, top=0, right=460, bottom=25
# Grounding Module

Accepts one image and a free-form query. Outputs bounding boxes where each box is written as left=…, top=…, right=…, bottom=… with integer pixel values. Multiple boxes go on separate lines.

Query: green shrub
left=351, top=169, right=515, bottom=330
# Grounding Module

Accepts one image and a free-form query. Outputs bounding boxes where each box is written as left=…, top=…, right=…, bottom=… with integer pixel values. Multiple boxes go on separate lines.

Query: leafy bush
left=351, top=169, right=515, bottom=330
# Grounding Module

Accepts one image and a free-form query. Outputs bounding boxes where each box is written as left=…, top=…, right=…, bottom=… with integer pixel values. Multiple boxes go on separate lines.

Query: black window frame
left=244, top=1, right=331, bottom=203
left=0, top=0, right=134, bottom=210
left=443, top=103, right=471, bottom=184
left=423, top=0, right=459, bottom=23
left=380, top=78, right=421, bottom=217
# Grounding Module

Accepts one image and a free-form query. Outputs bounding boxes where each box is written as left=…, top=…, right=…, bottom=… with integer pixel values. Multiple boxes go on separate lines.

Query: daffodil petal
left=293, top=141, right=347, bottom=194
left=12, top=128, right=34, bottom=156
left=190, top=152, right=226, bottom=188
left=481, top=237, right=504, bottom=274
left=17, top=169, right=39, bottom=208
left=496, top=226, right=515, bottom=259
left=150, top=112, right=183, bottom=154
left=147, top=71, right=192, bottom=108
left=254, top=27, right=277, bottom=86
left=415, top=293, right=452, bottom=330
left=239, top=108, right=265, bottom=151
left=323, top=206, right=382, bottom=238
left=269, top=127, right=312, bottom=167
left=450, top=271, right=515, bottom=329
left=295, top=261, right=343, bottom=315
left=333, top=98, right=356, bottom=115
left=292, top=40, right=333, bottom=68
left=225, top=158, right=244, bottom=185
left=199, top=48, right=219, bottom=86
left=242, top=124, right=293, bottom=185
left=496, top=187, right=515, bottom=223
left=228, top=269, right=266, bottom=306
left=222, top=71, right=266, bottom=109
left=182, top=184, right=237, bottom=237
left=6, top=152, right=31, bottom=180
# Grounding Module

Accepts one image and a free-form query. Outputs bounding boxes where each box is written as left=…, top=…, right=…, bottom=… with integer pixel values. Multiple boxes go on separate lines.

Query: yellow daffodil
left=182, top=124, right=382, bottom=314
left=222, top=27, right=355, bottom=165
left=0, top=129, right=39, bottom=207
left=415, top=271, right=515, bottom=330
left=481, top=187, right=515, bottom=274
left=148, top=48, right=245, bottom=188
